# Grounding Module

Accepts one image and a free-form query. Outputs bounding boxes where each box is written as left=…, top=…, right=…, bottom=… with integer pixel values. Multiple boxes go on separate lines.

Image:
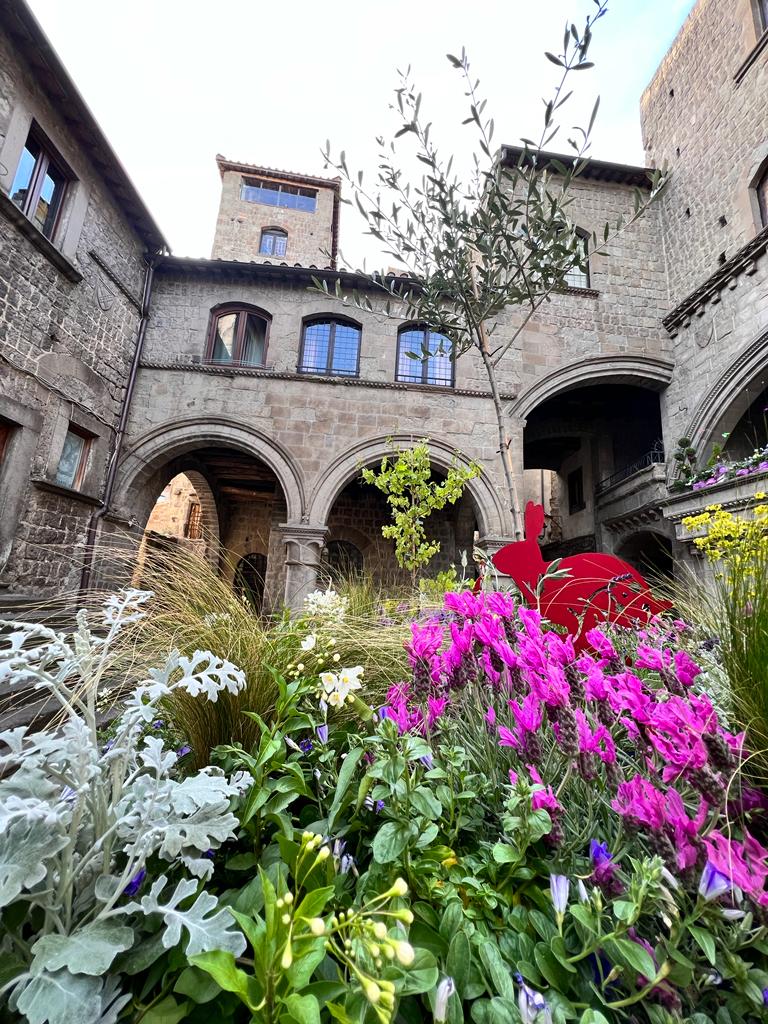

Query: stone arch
left=179, top=469, right=220, bottom=567
left=615, top=529, right=674, bottom=580
left=308, top=433, right=508, bottom=539
left=114, top=416, right=305, bottom=526
left=682, top=329, right=768, bottom=459
left=512, top=355, right=674, bottom=421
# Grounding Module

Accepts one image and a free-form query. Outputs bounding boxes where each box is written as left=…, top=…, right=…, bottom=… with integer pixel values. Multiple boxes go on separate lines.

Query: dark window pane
left=260, top=230, right=287, bottom=256
left=758, top=171, right=768, bottom=228
left=300, top=321, right=331, bottom=372
left=330, top=323, right=360, bottom=375
left=10, top=142, right=38, bottom=211
left=241, top=314, right=266, bottom=365
left=55, top=430, right=87, bottom=488
left=212, top=313, right=238, bottom=362
left=33, top=161, right=66, bottom=238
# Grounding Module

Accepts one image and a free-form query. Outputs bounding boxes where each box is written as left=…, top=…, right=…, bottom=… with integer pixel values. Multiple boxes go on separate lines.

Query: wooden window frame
left=204, top=303, right=271, bottom=368
left=11, top=125, right=72, bottom=242
left=297, top=316, right=362, bottom=377
left=395, top=324, right=455, bottom=388
left=55, top=425, right=92, bottom=491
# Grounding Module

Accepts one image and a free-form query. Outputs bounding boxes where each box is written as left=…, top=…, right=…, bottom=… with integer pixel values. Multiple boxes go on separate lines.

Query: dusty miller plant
left=315, top=0, right=666, bottom=538
left=0, top=590, right=248, bottom=1024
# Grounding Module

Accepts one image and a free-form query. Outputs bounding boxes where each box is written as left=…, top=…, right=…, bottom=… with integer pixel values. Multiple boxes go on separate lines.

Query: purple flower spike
left=123, top=867, right=147, bottom=897
left=698, top=861, right=730, bottom=902
left=299, top=737, right=313, bottom=754
left=316, top=723, right=328, bottom=744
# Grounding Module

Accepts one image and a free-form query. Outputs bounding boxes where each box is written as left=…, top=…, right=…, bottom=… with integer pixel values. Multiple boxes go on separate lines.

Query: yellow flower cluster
left=682, top=494, right=768, bottom=569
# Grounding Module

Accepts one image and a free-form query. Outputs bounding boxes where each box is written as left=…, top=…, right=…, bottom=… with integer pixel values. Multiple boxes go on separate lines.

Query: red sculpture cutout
left=491, top=502, right=671, bottom=650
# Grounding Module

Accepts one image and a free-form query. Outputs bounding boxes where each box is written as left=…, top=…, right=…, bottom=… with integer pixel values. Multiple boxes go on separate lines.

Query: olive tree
left=314, top=0, right=666, bottom=538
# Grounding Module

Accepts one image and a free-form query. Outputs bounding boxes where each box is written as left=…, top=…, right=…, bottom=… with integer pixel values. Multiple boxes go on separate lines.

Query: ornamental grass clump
left=681, top=495, right=768, bottom=780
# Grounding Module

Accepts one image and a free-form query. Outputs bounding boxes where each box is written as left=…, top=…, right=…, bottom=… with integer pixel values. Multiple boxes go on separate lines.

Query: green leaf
left=189, top=951, right=259, bottom=1011
left=491, top=842, right=517, bottom=864
left=371, top=821, right=412, bottom=863
left=283, top=992, right=321, bottom=1024
left=410, top=786, right=442, bottom=819
left=606, top=937, right=656, bottom=980
left=327, top=747, right=365, bottom=831
left=534, top=942, right=571, bottom=990
left=688, top=924, right=717, bottom=967
left=142, top=995, right=190, bottom=1024
left=174, top=965, right=221, bottom=1004
left=396, top=947, right=439, bottom=995
left=447, top=930, right=472, bottom=997
left=294, top=886, right=334, bottom=924
left=478, top=942, right=515, bottom=999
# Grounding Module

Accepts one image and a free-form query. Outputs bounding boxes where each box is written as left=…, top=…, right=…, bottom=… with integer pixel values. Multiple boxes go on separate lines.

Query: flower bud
left=373, top=921, right=387, bottom=940
left=363, top=979, right=381, bottom=1004
left=281, top=913, right=291, bottom=925
left=283, top=891, right=293, bottom=905
left=394, top=940, right=415, bottom=966
left=309, top=917, right=326, bottom=936
left=281, top=942, right=293, bottom=969
left=316, top=846, right=330, bottom=862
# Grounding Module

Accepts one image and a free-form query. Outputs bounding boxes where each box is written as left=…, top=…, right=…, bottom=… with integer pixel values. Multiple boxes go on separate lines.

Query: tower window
left=757, top=165, right=768, bottom=229
left=298, top=318, right=361, bottom=377
left=759, top=0, right=768, bottom=32
left=10, top=128, right=70, bottom=241
left=396, top=325, right=454, bottom=387
left=240, top=177, right=317, bottom=212
left=259, top=228, right=288, bottom=257
left=206, top=305, right=270, bottom=367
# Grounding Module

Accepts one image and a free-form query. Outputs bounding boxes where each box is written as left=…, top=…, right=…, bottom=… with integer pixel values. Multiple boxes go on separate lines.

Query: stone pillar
left=475, top=533, right=518, bottom=592
left=276, top=523, right=329, bottom=612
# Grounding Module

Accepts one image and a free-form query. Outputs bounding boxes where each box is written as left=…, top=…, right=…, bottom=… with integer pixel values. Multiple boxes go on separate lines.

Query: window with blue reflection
left=299, top=319, right=361, bottom=377
left=396, top=326, right=454, bottom=387
left=240, top=177, right=317, bottom=213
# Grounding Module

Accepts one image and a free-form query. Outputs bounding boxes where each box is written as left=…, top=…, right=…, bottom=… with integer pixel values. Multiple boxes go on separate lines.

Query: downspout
left=79, top=251, right=158, bottom=594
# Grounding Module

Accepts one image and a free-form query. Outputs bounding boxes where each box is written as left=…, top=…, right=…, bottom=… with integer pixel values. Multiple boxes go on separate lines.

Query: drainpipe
left=79, top=252, right=158, bottom=594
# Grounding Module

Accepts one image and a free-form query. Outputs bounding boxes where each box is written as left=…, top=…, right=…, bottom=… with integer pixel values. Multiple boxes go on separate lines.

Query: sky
left=27, top=0, right=696, bottom=268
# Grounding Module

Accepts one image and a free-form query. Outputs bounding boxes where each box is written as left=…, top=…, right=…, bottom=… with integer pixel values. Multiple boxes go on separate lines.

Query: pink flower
left=704, top=829, right=768, bottom=903
left=517, top=606, right=542, bottom=639
left=485, top=705, right=497, bottom=727
left=444, top=590, right=484, bottom=618
left=612, top=776, right=667, bottom=830
left=529, top=765, right=560, bottom=814
left=585, top=628, right=617, bottom=662
left=510, top=694, right=544, bottom=734
left=486, top=591, right=516, bottom=618
left=426, top=695, right=448, bottom=730
left=498, top=726, right=520, bottom=749
left=674, top=650, right=701, bottom=688
left=575, top=709, right=616, bottom=764
left=635, top=645, right=669, bottom=673
left=665, top=790, right=707, bottom=870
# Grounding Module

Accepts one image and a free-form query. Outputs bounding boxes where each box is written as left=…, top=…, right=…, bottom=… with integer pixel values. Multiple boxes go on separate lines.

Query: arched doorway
left=234, top=552, right=268, bottom=612
left=616, top=531, right=674, bottom=581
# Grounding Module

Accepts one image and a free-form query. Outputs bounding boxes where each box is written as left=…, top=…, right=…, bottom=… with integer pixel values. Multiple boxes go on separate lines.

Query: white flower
left=304, top=588, right=349, bottom=624
left=434, top=977, right=456, bottom=1023
left=300, top=634, right=317, bottom=652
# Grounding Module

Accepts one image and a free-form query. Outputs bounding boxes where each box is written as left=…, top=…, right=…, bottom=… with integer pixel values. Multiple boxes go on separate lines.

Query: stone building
left=1, top=0, right=768, bottom=614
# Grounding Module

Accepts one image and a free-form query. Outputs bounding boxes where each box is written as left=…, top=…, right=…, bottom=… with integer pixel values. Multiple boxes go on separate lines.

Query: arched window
left=259, top=227, right=288, bottom=257
left=564, top=230, right=590, bottom=289
left=298, top=317, right=361, bottom=377
left=323, top=540, right=364, bottom=581
left=396, top=325, right=454, bottom=387
left=205, top=304, right=270, bottom=367
left=757, top=165, right=768, bottom=229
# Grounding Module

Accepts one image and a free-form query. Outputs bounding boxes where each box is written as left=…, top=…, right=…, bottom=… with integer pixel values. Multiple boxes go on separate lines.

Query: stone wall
left=0, top=22, right=147, bottom=602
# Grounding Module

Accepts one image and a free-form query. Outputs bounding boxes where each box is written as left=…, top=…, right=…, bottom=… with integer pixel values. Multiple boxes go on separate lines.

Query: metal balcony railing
left=595, top=448, right=665, bottom=495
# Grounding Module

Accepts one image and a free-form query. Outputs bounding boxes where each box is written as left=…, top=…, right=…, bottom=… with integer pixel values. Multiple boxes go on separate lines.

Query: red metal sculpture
left=491, top=502, right=671, bottom=649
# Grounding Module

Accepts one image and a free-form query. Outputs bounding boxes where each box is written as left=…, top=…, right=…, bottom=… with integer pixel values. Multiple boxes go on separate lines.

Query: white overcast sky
left=28, top=0, right=695, bottom=268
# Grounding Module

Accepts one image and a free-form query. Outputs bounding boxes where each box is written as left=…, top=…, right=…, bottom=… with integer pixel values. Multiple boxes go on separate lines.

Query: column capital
left=275, top=522, right=330, bottom=547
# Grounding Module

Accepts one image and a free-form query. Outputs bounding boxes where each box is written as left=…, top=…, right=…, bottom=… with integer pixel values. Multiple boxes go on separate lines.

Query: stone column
left=475, top=533, right=518, bottom=592
left=276, top=523, right=329, bottom=613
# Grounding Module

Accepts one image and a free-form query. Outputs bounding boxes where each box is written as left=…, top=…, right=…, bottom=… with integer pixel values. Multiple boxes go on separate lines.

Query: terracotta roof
left=155, top=254, right=416, bottom=291
left=215, top=155, right=341, bottom=191
left=501, top=145, right=656, bottom=188
left=1, top=0, right=169, bottom=252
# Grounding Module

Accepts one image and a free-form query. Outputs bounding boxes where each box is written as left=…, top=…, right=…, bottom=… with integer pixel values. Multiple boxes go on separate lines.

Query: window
left=759, top=0, right=768, bottom=32
left=206, top=305, right=269, bottom=367
left=0, top=420, right=13, bottom=466
left=259, top=228, right=288, bottom=257
left=757, top=166, right=768, bottom=229
left=568, top=467, right=585, bottom=514
left=298, top=318, right=361, bottom=377
left=396, top=325, right=454, bottom=387
left=185, top=501, right=203, bottom=539
left=10, top=130, right=69, bottom=241
left=54, top=426, right=91, bottom=490
left=240, top=177, right=317, bottom=212
left=564, top=232, right=590, bottom=289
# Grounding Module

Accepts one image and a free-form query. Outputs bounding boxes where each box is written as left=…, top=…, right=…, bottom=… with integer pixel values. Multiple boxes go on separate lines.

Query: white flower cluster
left=319, top=665, right=363, bottom=708
left=304, top=587, right=349, bottom=624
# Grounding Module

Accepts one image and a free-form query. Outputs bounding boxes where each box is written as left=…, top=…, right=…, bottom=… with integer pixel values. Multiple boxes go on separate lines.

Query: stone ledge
left=139, top=360, right=517, bottom=401
left=32, top=478, right=103, bottom=506
left=0, top=191, right=82, bottom=283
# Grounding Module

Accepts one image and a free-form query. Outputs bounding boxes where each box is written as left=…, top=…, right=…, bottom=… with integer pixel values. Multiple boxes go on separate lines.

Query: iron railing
left=595, top=448, right=665, bottom=495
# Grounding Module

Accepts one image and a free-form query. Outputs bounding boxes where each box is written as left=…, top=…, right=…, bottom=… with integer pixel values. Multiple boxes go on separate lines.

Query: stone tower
left=211, top=156, right=341, bottom=267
